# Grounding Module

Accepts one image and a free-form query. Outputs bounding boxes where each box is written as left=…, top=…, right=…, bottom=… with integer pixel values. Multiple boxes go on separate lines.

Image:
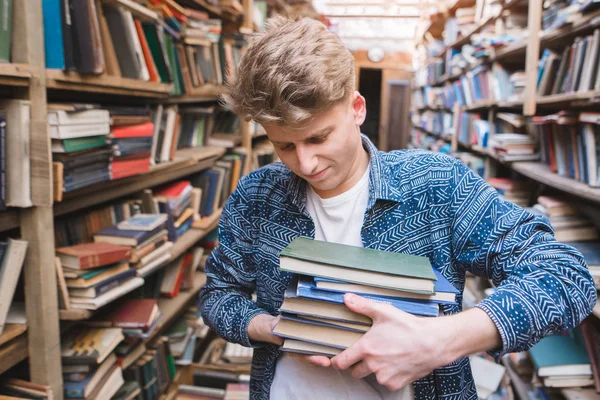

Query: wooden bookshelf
left=536, top=91, right=600, bottom=107
left=0, top=64, right=37, bottom=87
left=54, top=146, right=226, bottom=218
left=511, top=162, right=600, bottom=205
left=145, top=272, right=207, bottom=344
left=162, top=85, right=229, bottom=104
left=0, top=328, right=28, bottom=375
left=46, top=70, right=174, bottom=98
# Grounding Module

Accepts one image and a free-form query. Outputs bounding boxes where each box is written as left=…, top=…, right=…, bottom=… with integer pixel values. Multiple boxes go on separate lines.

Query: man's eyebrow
left=271, top=127, right=334, bottom=145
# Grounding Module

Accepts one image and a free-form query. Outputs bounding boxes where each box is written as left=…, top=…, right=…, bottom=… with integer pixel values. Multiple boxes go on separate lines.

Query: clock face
left=368, top=48, right=385, bottom=63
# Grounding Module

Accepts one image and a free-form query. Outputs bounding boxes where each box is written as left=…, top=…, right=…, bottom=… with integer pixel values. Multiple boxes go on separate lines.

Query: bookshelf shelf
left=0, top=327, right=28, bottom=375
left=413, top=125, right=453, bottom=143
left=511, top=162, right=600, bottom=205
left=536, top=91, right=600, bottom=106
left=539, top=8, right=600, bottom=49
left=145, top=272, right=207, bottom=344
left=54, top=146, right=226, bottom=218
left=0, top=210, right=20, bottom=233
left=0, top=64, right=37, bottom=87
left=191, top=208, right=223, bottom=231
left=162, top=85, right=228, bottom=104
left=45, top=70, right=174, bottom=98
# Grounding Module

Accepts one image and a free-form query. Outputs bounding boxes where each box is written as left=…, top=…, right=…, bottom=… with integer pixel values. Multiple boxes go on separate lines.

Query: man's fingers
left=287, top=353, right=331, bottom=367
left=349, top=361, right=373, bottom=379
left=343, top=293, right=386, bottom=321
left=331, top=339, right=364, bottom=370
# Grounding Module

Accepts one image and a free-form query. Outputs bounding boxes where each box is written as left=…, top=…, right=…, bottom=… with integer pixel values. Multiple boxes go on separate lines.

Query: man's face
left=263, top=91, right=368, bottom=198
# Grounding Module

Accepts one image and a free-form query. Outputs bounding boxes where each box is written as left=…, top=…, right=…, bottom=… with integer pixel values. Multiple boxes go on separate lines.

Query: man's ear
left=352, top=91, right=367, bottom=126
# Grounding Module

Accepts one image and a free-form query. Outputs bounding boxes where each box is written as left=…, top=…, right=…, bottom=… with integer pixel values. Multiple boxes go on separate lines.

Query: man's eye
left=310, top=136, right=327, bottom=144
left=280, top=144, right=294, bottom=151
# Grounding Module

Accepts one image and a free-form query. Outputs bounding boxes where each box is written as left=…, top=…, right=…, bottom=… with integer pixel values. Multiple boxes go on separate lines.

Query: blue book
left=296, top=277, right=439, bottom=317
left=200, top=169, right=221, bottom=216
left=313, top=268, right=458, bottom=305
left=94, top=224, right=165, bottom=246
left=157, top=201, right=177, bottom=242
left=175, top=217, right=193, bottom=239
left=42, top=0, right=65, bottom=69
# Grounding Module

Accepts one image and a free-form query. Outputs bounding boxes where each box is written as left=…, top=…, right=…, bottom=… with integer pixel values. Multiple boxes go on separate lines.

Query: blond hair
left=222, top=17, right=355, bottom=126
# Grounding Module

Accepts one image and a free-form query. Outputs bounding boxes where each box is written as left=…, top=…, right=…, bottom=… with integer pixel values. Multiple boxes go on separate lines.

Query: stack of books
left=488, top=133, right=539, bottom=162
left=487, top=177, right=533, bottom=207
left=92, top=299, right=163, bottom=342
left=0, top=379, right=53, bottom=399
left=61, top=327, right=126, bottom=400
left=108, top=107, right=154, bottom=180
left=273, top=238, right=459, bottom=356
left=49, top=104, right=112, bottom=193
left=93, top=214, right=172, bottom=277
left=56, top=241, right=143, bottom=310
left=530, top=195, right=599, bottom=242
left=155, top=180, right=195, bottom=240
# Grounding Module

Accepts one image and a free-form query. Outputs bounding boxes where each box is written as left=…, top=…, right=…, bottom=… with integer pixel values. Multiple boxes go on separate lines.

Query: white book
left=122, top=8, right=150, bottom=81
left=93, top=366, right=124, bottom=400
left=138, top=241, right=173, bottom=267
left=1, top=100, right=32, bottom=207
left=69, top=277, right=144, bottom=310
left=160, top=106, right=178, bottom=162
left=0, top=239, right=28, bottom=334
left=136, top=252, right=171, bottom=277
left=49, top=123, right=110, bottom=139
left=47, top=109, right=110, bottom=126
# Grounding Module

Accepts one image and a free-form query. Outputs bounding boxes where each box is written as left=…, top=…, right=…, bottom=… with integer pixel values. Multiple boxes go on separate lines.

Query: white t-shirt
left=270, top=166, right=414, bottom=399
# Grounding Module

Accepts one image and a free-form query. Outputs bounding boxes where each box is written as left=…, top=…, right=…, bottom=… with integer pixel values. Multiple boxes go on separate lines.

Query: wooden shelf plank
left=536, top=91, right=600, bottom=106
left=0, top=209, right=20, bottom=233
left=0, top=63, right=37, bottom=87
left=511, top=162, right=600, bottom=205
left=54, top=146, right=226, bottom=218
left=0, top=324, right=27, bottom=347
left=145, top=272, right=207, bottom=344
left=0, top=332, right=28, bottom=375
left=161, top=85, right=228, bottom=104
left=192, top=208, right=222, bottom=230
left=46, top=70, right=173, bottom=98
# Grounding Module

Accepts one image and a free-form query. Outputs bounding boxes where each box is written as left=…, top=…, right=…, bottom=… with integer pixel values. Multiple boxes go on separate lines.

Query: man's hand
left=330, top=293, right=445, bottom=390
left=248, top=314, right=332, bottom=367
left=330, top=293, right=502, bottom=391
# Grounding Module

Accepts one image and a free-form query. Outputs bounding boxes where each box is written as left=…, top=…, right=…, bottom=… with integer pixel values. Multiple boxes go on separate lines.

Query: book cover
left=42, top=0, right=65, bottom=69
left=68, top=267, right=136, bottom=298
left=529, top=329, right=592, bottom=377
left=281, top=237, right=436, bottom=280
left=117, top=214, right=168, bottom=232
left=102, top=299, right=158, bottom=329
left=111, top=122, right=155, bottom=139
left=57, top=242, right=132, bottom=270
left=94, top=224, right=164, bottom=246
left=71, top=0, right=105, bottom=74
left=295, top=276, right=439, bottom=318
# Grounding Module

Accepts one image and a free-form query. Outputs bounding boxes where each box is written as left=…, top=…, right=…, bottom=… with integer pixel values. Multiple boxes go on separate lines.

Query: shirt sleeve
left=447, top=159, right=597, bottom=357
left=199, top=181, right=270, bottom=347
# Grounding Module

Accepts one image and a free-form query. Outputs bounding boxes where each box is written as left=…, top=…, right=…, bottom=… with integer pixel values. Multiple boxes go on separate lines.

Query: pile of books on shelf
left=488, top=133, right=539, bottom=162
left=93, top=213, right=173, bottom=277
left=177, top=336, right=252, bottom=400
left=487, top=177, right=533, bottom=207
left=530, top=195, right=599, bottom=242
left=154, top=180, right=196, bottom=241
left=542, top=0, right=600, bottom=32
left=56, top=241, right=143, bottom=310
left=272, top=238, right=458, bottom=356
left=50, top=105, right=112, bottom=194
left=109, top=108, right=154, bottom=180
left=164, top=311, right=210, bottom=367
left=0, top=379, right=54, bottom=399
left=160, top=247, right=204, bottom=298
left=61, top=327, right=126, bottom=399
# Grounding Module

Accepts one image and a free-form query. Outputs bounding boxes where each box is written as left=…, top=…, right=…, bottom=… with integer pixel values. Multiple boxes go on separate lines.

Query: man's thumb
left=343, top=293, right=383, bottom=321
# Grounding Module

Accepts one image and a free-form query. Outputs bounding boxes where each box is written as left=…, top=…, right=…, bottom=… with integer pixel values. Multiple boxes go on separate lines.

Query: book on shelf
left=61, top=327, right=125, bottom=365
left=0, top=378, right=53, bottom=400
left=56, top=242, right=132, bottom=270
left=0, top=239, right=28, bottom=335
left=63, top=352, right=117, bottom=399
left=68, top=276, right=144, bottom=310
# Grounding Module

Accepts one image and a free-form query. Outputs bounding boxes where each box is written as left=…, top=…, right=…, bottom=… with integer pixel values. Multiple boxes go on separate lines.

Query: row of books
left=411, top=110, right=454, bottom=137
left=42, top=0, right=246, bottom=94
left=542, top=0, right=600, bottom=32
left=529, top=112, right=600, bottom=188
left=271, top=237, right=459, bottom=355
left=536, top=28, right=600, bottom=97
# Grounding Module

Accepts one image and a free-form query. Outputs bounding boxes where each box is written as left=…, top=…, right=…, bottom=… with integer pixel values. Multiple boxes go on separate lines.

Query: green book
left=529, top=329, right=591, bottom=377
left=164, top=35, right=181, bottom=96
left=52, top=135, right=107, bottom=153
left=142, top=22, right=170, bottom=84
left=280, top=237, right=436, bottom=294
left=0, top=0, right=12, bottom=63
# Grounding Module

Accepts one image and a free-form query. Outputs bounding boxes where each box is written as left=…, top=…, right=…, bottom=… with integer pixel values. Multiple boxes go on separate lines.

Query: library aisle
left=0, top=0, right=598, bottom=399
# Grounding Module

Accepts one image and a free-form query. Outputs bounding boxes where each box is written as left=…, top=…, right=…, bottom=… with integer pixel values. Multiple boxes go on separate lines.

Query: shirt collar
left=286, top=134, right=404, bottom=211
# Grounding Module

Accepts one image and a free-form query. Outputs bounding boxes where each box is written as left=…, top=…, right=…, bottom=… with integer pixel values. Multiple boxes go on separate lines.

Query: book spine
left=0, top=118, right=5, bottom=211
left=61, top=0, right=76, bottom=70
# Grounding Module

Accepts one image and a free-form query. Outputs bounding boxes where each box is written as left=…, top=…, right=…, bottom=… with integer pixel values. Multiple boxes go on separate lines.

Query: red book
left=56, top=242, right=132, bottom=270
left=134, top=19, right=160, bottom=83
left=111, top=122, right=154, bottom=139
left=105, top=299, right=159, bottom=329
left=111, top=158, right=150, bottom=180
left=155, top=180, right=191, bottom=198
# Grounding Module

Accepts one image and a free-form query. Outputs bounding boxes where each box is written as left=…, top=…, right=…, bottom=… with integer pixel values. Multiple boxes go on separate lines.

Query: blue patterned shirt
left=200, top=136, right=596, bottom=400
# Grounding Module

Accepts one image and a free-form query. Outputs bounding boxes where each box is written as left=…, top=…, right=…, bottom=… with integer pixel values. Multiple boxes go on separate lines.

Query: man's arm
left=332, top=156, right=596, bottom=389
left=199, top=183, right=272, bottom=347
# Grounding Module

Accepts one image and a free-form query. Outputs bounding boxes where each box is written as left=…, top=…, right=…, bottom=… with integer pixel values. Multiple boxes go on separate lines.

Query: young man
left=200, top=16, right=596, bottom=400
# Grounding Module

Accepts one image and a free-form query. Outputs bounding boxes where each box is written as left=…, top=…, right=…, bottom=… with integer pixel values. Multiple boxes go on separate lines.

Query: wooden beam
left=13, top=1, right=63, bottom=398
left=523, top=0, right=542, bottom=116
